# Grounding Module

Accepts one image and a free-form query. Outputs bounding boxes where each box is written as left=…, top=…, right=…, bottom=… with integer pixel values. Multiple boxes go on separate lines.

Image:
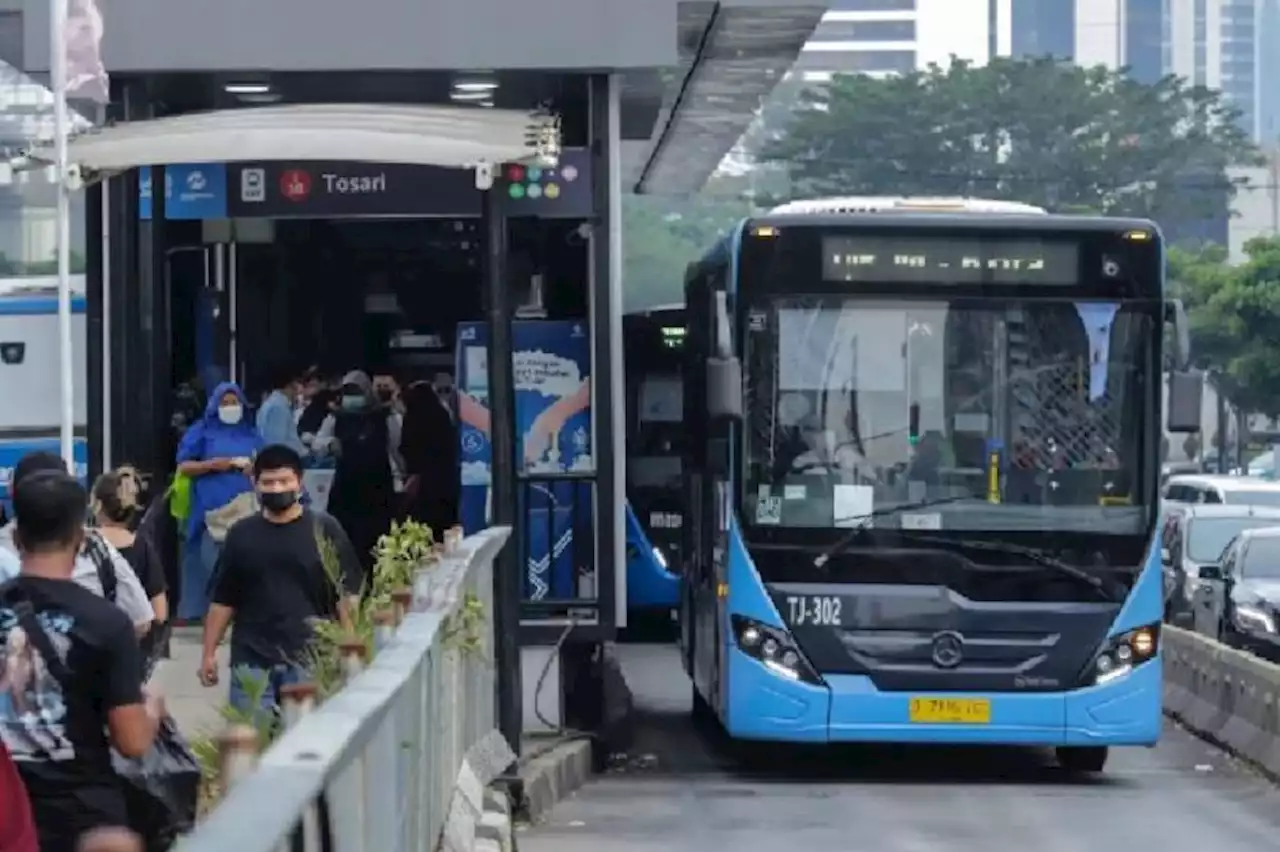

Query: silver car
left=1161, top=504, right=1280, bottom=621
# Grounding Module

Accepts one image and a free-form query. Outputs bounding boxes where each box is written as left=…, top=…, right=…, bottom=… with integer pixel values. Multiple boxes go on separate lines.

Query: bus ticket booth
left=39, top=75, right=627, bottom=744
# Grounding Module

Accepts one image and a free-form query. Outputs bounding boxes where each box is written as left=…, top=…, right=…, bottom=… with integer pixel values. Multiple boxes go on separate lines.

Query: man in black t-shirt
left=0, top=471, right=162, bottom=852
left=199, top=444, right=363, bottom=714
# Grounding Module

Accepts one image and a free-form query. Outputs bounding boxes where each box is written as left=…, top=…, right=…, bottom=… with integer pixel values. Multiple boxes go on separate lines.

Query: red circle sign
left=280, top=169, right=312, bottom=201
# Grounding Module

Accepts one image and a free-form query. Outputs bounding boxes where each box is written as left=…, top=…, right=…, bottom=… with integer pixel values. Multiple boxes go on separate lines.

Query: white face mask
left=218, top=404, right=243, bottom=425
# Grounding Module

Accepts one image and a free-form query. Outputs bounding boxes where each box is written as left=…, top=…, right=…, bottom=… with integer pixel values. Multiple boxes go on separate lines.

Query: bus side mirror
left=707, top=356, right=743, bottom=421
left=1166, top=370, right=1202, bottom=434
left=1164, top=299, right=1192, bottom=369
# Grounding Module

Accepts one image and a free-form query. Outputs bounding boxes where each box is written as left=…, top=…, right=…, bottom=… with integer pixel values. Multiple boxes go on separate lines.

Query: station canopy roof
left=21, top=103, right=559, bottom=177
left=629, top=0, right=827, bottom=195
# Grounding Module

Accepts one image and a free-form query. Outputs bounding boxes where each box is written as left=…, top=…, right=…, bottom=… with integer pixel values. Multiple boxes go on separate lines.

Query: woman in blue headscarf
left=174, top=381, right=263, bottom=621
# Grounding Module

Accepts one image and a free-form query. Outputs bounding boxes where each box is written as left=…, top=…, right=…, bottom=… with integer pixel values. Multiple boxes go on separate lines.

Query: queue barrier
left=176, top=526, right=515, bottom=852
left=1164, top=625, right=1280, bottom=775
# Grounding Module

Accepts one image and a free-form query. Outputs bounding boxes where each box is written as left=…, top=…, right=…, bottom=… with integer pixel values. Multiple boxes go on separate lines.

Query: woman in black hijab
left=400, top=378, right=459, bottom=540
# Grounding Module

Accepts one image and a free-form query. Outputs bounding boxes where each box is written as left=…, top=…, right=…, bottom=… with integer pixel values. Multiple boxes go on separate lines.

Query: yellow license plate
left=908, top=697, right=991, bottom=724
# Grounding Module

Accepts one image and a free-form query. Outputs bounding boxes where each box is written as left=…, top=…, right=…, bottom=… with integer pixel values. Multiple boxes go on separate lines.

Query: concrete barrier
left=1164, top=625, right=1280, bottom=774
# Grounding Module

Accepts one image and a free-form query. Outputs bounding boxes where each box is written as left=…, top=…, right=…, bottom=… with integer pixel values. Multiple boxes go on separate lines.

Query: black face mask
left=376, top=389, right=394, bottom=403
left=259, top=490, right=299, bottom=513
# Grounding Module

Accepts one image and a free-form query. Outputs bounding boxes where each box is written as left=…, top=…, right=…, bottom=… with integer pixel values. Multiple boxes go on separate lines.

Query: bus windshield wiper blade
left=812, top=496, right=975, bottom=569
left=906, top=534, right=1119, bottom=602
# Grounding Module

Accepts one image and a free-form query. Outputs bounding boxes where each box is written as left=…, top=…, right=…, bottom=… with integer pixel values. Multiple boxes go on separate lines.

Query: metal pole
left=482, top=186, right=522, bottom=754
left=51, top=0, right=75, bottom=467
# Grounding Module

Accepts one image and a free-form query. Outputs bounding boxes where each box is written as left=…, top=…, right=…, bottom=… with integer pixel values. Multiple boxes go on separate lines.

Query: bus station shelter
left=17, top=0, right=828, bottom=739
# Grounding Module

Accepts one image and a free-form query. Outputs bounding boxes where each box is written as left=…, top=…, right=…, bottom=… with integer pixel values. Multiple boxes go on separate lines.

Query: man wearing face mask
left=198, top=444, right=362, bottom=714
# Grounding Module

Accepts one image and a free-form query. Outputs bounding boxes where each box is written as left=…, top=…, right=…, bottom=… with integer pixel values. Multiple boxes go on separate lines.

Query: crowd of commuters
left=0, top=360, right=465, bottom=849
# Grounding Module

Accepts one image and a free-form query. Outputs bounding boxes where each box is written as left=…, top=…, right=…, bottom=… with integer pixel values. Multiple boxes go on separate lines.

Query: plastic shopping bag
left=112, top=717, right=202, bottom=851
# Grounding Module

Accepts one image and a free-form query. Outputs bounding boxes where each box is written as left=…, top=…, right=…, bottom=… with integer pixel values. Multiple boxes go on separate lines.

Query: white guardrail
left=176, top=526, right=515, bottom=852
left=1163, top=623, right=1280, bottom=775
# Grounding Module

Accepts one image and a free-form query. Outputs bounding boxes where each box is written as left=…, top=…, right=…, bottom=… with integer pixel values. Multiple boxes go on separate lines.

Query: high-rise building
left=1168, top=0, right=1280, bottom=142
left=792, top=0, right=1013, bottom=83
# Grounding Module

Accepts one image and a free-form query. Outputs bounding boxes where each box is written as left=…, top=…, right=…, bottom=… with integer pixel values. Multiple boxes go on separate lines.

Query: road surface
left=520, top=644, right=1280, bottom=851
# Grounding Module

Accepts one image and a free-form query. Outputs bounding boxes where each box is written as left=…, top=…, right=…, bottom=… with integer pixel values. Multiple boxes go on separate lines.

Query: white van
left=1163, top=474, right=1280, bottom=508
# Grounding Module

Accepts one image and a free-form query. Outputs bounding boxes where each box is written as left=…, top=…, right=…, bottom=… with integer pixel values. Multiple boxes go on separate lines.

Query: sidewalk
left=150, top=626, right=230, bottom=735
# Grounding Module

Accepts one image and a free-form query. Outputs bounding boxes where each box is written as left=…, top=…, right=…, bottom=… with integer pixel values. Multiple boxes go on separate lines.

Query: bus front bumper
left=723, top=646, right=1162, bottom=746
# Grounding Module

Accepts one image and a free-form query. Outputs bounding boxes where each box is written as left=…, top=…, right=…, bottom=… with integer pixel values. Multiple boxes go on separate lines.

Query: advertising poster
left=513, top=320, right=594, bottom=602
left=455, top=321, right=491, bottom=535
left=454, top=319, right=595, bottom=601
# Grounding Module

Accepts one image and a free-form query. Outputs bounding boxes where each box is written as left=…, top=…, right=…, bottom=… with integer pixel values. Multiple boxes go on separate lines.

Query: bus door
left=681, top=264, right=723, bottom=697
left=628, top=372, right=685, bottom=578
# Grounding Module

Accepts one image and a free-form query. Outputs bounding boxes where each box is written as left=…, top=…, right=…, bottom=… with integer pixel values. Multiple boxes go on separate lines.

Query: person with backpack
left=0, top=454, right=154, bottom=637
left=0, top=469, right=163, bottom=851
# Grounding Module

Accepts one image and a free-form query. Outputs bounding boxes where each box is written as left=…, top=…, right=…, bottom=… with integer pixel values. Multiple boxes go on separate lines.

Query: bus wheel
left=691, top=683, right=717, bottom=730
left=1056, top=746, right=1108, bottom=774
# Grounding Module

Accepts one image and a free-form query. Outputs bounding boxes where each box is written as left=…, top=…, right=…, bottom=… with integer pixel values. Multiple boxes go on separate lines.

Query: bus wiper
left=812, top=496, right=975, bottom=569
left=889, top=533, right=1118, bottom=603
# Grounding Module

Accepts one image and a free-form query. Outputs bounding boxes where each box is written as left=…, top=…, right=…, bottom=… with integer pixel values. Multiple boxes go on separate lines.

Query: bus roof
left=748, top=210, right=1158, bottom=234
left=768, top=197, right=1049, bottom=215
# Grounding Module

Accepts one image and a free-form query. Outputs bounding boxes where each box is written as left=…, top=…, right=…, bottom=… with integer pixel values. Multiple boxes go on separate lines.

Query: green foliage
left=1169, top=237, right=1280, bottom=416
left=440, top=591, right=487, bottom=659
left=622, top=194, right=750, bottom=313
left=757, top=57, right=1259, bottom=224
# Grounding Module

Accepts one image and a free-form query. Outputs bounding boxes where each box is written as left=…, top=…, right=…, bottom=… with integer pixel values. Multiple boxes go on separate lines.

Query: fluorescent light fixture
left=225, top=82, right=271, bottom=95
left=478, top=101, right=494, bottom=108
left=453, top=80, right=498, bottom=92
left=449, top=90, right=490, bottom=101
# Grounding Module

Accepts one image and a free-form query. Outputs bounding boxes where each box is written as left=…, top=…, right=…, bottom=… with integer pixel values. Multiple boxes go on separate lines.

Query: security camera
left=475, top=163, right=494, bottom=192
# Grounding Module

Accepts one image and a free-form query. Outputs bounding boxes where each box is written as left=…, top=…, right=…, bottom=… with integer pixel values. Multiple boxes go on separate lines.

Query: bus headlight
left=730, top=614, right=823, bottom=685
left=1089, top=623, right=1159, bottom=685
left=652, top=547, right=668, bottom=570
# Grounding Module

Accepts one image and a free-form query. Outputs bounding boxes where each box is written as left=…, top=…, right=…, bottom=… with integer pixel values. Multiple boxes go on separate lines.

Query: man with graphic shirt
left=0, top=470, right=162, bottom=851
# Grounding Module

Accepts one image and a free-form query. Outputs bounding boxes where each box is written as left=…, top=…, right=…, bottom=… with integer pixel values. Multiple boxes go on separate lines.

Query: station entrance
left=73, top=74, right=626, bottom=743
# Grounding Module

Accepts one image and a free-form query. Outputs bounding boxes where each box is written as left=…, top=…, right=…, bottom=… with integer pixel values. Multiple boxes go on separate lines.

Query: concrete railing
left=1164, top=625, right=1280, bottom=775
left=175, top=526, right=516, bottom=852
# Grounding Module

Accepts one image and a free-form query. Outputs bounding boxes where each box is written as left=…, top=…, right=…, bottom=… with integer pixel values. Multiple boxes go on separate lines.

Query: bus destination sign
left=822, top=236, right=1080, bottom=285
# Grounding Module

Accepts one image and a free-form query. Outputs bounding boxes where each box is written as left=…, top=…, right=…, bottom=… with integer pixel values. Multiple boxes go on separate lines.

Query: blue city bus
left=678, top=197, right=1199, bottom=773
left=624, top=304, right=685, bottom=620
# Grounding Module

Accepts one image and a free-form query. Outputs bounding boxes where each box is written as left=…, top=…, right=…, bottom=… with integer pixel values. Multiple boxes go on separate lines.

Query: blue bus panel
left=625, top=501, right=679, bottom=611
left=715, top=521, right=1163, bottom=746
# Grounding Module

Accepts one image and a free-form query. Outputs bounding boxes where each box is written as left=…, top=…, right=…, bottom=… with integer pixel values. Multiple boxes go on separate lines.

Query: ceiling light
left=454, top=80, right=498, bottom=92
left=478, top=101, right=494, bottom=108
left=450, top=90, right=490, bottom=101
left=224, top=82, right=271, bottom=95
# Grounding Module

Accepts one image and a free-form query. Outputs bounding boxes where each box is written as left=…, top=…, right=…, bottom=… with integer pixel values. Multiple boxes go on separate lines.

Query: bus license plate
left=908, top=697, right=991, bottom=724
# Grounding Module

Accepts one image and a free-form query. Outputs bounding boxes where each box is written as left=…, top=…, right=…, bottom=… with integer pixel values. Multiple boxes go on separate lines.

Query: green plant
left=440, top=591, right=487, bottom=659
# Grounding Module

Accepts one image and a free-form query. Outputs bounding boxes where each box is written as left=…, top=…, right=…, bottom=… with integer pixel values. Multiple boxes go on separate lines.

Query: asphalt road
left=519, top=644, right=1280, bottom=852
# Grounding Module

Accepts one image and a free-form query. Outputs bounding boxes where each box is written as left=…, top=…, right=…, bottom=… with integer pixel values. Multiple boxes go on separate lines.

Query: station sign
left=137, top=150, right=592, bottom=221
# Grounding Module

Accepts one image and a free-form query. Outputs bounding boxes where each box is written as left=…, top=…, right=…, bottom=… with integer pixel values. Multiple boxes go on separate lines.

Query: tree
left=1169, top=238, right=1280, bottom=416
left=622, top=195, right=748, bottom=313
left=759, top=57, right=1259, bottom=226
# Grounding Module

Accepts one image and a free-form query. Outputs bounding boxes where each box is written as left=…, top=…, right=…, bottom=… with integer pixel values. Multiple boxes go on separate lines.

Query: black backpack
left=82, top=531, right=118, bottom=603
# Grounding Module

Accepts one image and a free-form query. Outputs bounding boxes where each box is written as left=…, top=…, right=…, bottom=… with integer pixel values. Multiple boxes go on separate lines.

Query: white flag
left=64, top=0, right=109, bottom=103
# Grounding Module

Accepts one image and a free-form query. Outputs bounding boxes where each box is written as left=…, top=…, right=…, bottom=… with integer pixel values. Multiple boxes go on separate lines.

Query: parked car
left=1161, top=504, right=1280, bottom=621
left=1198, top=526, right=1280, bottom=659
left=1163, top=474, right=1280, bottom=507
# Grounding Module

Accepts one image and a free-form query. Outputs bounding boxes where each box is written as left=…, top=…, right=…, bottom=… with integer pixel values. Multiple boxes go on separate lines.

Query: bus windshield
left=741, top=295, right=1154, bottom=533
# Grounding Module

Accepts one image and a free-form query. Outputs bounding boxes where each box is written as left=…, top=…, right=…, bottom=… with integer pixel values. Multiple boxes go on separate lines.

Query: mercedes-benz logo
left=931, top=631, right=964, bottom=669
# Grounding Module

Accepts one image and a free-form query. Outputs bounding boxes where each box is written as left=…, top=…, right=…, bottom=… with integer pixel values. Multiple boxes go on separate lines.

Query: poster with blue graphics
left=0, top=438, right=88, bottom=513
left=455, top=321, right=491, bottom=537
left=454, top=319, right=594, bottom=602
